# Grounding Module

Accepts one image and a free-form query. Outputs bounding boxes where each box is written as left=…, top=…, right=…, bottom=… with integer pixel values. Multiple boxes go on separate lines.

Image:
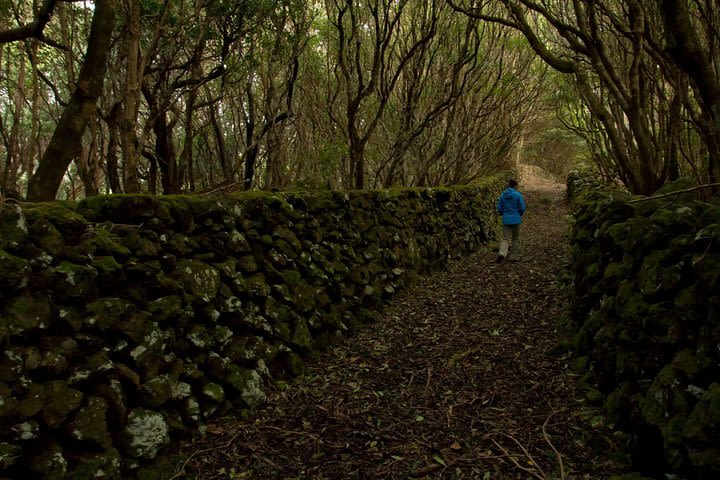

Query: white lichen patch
left=13, top=422, right=39, bottom=440
left=130, top=345, right=147, bottom=360
left=171, top=382, right=192, bottom=400
left=122, top=410, right=169, bottom=459
left=241, top=370, right=266, bottom=408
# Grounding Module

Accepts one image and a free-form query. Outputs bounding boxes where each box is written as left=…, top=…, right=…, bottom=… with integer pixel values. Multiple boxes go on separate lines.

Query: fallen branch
left=492, top=439, right=547, bottom=480
left=627, top=183, right=720, bottom=203
left=542, top=412, right=566, bottom=480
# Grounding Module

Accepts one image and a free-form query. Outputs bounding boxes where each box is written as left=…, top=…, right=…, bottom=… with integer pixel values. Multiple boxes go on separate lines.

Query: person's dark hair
left=508, top=178, right=518, bottom=188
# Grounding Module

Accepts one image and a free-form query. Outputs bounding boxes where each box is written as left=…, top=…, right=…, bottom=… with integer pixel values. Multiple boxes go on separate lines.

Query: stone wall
left=567, top=172, right=720, bottom=477
left=0, top=176, right=507, bottom=478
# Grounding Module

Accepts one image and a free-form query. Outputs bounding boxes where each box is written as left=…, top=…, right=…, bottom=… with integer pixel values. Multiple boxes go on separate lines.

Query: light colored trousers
left=499, top=224, right=521, bottom=259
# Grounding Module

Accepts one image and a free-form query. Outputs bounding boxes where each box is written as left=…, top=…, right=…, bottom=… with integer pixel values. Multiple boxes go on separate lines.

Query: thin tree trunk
left=26, top=0, right=115, bottom=201
left=121, top=0, right=141, bottom=193
left=3, top=52, right=25, bottom=196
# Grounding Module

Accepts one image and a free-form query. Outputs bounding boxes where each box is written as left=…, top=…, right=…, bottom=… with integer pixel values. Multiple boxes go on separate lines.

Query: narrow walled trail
left=174, top=168, right=626, bottom=479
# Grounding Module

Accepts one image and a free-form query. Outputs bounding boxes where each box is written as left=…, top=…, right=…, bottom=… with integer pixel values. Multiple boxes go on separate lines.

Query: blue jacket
left=496, top=188, right=526, bottom=225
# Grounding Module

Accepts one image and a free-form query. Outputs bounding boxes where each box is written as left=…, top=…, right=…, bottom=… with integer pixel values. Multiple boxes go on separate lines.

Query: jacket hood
left=502, top=188, right=516, bottom=198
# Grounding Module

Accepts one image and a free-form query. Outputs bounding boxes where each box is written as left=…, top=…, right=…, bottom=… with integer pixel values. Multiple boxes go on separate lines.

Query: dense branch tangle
left=1, top=0, right=550, bottom=199
left=449, top=0, right=718, bottom=194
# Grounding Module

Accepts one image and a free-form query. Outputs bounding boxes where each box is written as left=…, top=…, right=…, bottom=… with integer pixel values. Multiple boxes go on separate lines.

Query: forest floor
left=171, top=166, right=632, bottom=479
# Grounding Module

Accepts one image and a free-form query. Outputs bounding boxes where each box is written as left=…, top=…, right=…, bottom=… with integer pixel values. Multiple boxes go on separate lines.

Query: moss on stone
left=66, top=396, right=111, bottom=449
left=23, top=202, right=87, bottom=234
left=41, top=380, right=84, bottom=428
left=2, top=292, right=52, bottom=335
left=0, top=249, right=30, bottom=290
left=172, top=259, right=220, bottom=302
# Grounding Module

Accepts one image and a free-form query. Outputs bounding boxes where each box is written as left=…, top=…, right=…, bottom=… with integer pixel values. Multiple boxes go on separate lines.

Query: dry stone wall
left=0, top=176, right=507, bottom=479
left=568, top=172, right=720, bottom=478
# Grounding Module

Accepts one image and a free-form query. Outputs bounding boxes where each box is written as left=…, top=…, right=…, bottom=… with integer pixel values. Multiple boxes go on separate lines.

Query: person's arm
left=518, top=194, right=526, bottom=216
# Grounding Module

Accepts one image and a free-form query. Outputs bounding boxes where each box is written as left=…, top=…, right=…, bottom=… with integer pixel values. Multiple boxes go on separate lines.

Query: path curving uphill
left=173, top=168, right=628, bottom=479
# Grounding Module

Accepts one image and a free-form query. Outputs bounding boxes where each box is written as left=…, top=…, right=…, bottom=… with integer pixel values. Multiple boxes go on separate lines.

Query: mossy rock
left=85, top=297, right=136, bottom=331
left=78, top=195, right=171, bottom=224
left=687, top=447, right=720, bottom=471
left=66, top=448, right=122, bottom=480
left=640, top=365, right=692, bottom=445
left=91, top=225, right=130, bottom=257
left=41, top=380, right=84, bottom=428
left=29, top=217, right=65, bottom=256
left=140, top=375, right=173, bottom=408
left=66, top=396, right=112, bottom=449
left=291, top=318, right=313, bottom=351
left=67, top=350, right=114, bottom=385
left=0, top=249, right=30, bottom=290
left=201, top=382, right=225, bottom=403
left=0, top=442, right=22, bottom=470
left=51, top=261, right=98, bottom=301
left=146, top=296, right=183, bottom=323
left=692, top=253, right=720, bottom=289
left=0, top=382, right=17, bottom=422
left=118, top=408, right=170, bottom=460
left=23, top=202, right=87, bottom=239
left=2, top=292, right=52, bottom=335
left=27, top=441, right=67, bottom=479
left=0, top=203, right=28, bottom=251
left=226, top=366, right=266, bottom=409
left=172, top=259, right=220, bottom=301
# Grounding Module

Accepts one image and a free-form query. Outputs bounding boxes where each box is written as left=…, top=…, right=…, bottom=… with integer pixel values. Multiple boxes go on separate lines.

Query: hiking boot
left=495, top=254, right=505, bottom=263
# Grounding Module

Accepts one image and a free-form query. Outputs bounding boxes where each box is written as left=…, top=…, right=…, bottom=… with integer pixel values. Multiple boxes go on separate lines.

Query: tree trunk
left=2, top=52, right=25, bottom=196
left=26, top=0, right=115, bottom=201
left=105, top=102, right=123, bottom=193
left=121, top=0, right=141, bottom=193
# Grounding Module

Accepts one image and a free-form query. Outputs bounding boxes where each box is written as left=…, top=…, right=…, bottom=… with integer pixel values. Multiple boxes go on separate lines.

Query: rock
left=68, top=350, right=114, bottom=385
left=246, top=273, right=270, bottom=297
left=66, top=396, right=112, bottom=449
left=29, top=218, right=65, bottom=256
left=66, top=448, right=122, bottom=480
left=226, top=367, right=266, bottom=409
left=140, top=375, right=173, bottom=408
left=292, top=318, right=313, bottom=350
left=172, top=259, right=220, bottom=301
left=0, top=442, right=21, bottom=469
left=0, top=382, right=17, bottom=423
left=0, top=249, right=30, bottom=290
left=119, top=408, right=170, bottom=460
left=84, top=297, right=136, bottom=331
left=41, top=380, right=84, bottom=428
left=201, top=382, right=225, bottom=403
left=17, top=383, right=46, bottom=418
left=2, top=292, right=52, bottom=335
left=96, top=379, right=127, bottom=427
left=0, top=203, right=28, bottom=251
left=51, top=261, right=98, bottom=301
left=10, top=420, right=40, bottom=441
left=89, top=226, right=131, bottom=256
left=186, top=323, right=214, bottom=350
left=236, top=255, right=257, bottom=273
left=146, top=295, right=183, bottom=323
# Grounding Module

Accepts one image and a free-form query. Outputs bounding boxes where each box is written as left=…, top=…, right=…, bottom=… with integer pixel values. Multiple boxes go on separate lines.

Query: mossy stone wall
left=568, top=172, right=720, bottom=477
left=0, top=175, right=507, bottom=478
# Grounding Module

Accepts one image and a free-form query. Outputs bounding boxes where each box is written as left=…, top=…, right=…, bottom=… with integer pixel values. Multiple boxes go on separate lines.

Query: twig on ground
left=493, top=435, right=548, bottom=480
left=170, top=432, right=241, bottom=480
left=543, top=411, right=566, bottom=480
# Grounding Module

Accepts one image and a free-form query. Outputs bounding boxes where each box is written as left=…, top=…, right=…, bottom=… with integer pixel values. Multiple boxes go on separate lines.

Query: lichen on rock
left=119, top=408, right=170, bottom=460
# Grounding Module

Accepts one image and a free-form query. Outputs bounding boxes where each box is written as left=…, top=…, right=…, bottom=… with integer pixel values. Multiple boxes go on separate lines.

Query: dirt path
left=172, top=168, right=627, bottom=479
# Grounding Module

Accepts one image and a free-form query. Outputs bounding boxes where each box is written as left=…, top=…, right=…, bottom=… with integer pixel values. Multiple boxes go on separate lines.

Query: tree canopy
left=1, top=0, right=717, bottom=199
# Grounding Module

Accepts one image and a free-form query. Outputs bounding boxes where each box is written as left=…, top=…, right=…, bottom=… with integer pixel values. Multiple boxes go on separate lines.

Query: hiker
left=496, top=178, right=526, bottom=263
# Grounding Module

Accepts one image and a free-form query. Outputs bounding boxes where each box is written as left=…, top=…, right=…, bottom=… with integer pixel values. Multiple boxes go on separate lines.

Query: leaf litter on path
left=172, top=172, right=631, bottom=479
